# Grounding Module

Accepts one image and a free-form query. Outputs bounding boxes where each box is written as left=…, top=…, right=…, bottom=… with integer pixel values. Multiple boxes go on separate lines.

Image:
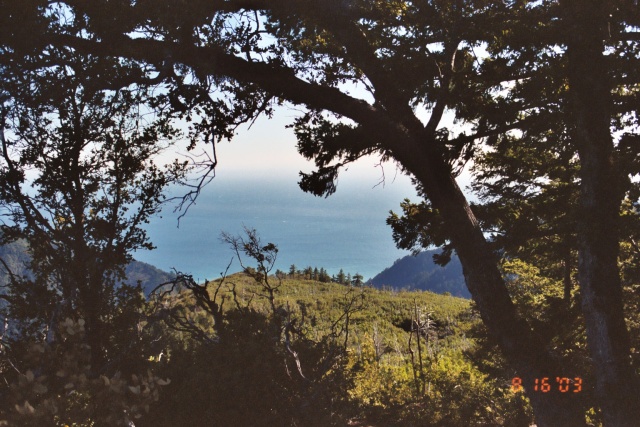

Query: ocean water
left=134, top=173, right=419, bottom=282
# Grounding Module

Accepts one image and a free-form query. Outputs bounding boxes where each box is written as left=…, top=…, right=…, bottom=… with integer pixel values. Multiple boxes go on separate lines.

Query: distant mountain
left=0, top=239, right=32, bottom=286
left=370, top=250, right=470, bottom=298
left=123, top=261, right=175, bottom=295
left=0, top=239, right=174, bottom=296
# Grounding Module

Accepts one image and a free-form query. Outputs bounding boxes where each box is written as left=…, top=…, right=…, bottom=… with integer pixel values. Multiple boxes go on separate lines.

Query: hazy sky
left=165, top=101, right=474, bottom=198
left=166, top=105, right=419, bottom=196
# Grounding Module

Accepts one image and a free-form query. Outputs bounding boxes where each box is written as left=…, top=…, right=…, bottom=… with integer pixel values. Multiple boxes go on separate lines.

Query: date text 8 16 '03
left=511, top=377, right=582, bottom=393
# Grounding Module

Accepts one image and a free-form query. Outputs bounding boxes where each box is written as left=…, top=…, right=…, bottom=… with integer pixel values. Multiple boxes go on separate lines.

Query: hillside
left=370, top=250, right=470, bottom=298
left=141, top=273, right=532, bottom=426
left=0, top=239, right=31, bottom=284
left=0, top=239, right=174, bottom=295
left=207, top=272, right=473, bottom=339
left=123, top=261, right=176, bottom=295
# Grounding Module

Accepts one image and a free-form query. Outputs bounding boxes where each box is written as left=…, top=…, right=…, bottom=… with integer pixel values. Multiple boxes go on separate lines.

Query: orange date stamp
left=511, top=377, right=582, bottom=393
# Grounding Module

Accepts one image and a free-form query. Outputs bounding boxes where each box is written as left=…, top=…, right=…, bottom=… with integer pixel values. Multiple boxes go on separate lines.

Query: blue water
left=135, top=173, right=419, bottom=282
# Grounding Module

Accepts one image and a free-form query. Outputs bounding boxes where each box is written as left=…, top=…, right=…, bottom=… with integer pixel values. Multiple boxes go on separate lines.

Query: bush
left=140, top=308, right=355, bottom=427
left=0, top=318, right=169, bottom=427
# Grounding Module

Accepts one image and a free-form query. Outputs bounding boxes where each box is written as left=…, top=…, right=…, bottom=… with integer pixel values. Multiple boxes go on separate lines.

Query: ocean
left=134, top=171, right=420, bottom=282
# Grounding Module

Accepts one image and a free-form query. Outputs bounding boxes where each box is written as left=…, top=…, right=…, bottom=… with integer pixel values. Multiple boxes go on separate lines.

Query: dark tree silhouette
left=0, top=52, right=187, bottom=368
left=2, top=0, right=640, bottom=424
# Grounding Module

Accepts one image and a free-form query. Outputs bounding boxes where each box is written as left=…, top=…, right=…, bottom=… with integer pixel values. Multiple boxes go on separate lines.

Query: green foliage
left=0, top=225, right=538, bottom=426
left=141, top=307, right=354, bottom=427
left=141, top=268, right=532, bottom=426
left=501, top=259, right=563, bottom=323
left=388, top=199, right=451, bottom=260
left=0, top=318, right=168, bottom=427
left=465, top=257, right=602, bottom=423
left=346, top=334, right=414, bottom=408
left=4, top=0, right=640, bottom=423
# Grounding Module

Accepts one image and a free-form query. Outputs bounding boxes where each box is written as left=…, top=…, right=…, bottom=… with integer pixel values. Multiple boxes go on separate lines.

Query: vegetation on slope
left=139, top=270, right=532, bottom=427
left=4, top=224, right=636, bottom=426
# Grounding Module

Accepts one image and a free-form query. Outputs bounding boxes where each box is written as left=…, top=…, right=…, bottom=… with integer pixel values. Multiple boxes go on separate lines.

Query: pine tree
left=352, top=274, right=364, bottom=287
left=304, top=266, right=313, bottom=280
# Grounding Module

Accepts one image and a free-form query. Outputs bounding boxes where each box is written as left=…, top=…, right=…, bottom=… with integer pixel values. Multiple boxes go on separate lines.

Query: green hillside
left=204, top=272, right=471, bottom=350
left=140, top=272, right=532, bottom=426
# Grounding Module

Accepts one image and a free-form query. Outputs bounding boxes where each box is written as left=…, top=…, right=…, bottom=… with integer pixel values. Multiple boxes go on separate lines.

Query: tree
left=470, top=132, right=580, bottom=303
left=467, top=2, right=640, bottom=423
left=318, top=268, right=331, bottom=283
left=289, top=264, right=297, bottom=278
left=0, top=52, right=186, bottom=368
left=303, top=265, right=313, bottom=279
left=352, top=273, right=364, bottom=287
left=5, top=0, right=640, bottom=424
left=389, top=2, right=640, bottom=423
left=1, top=318, right=170, bottom=426
left=561, top=1, right=640, bottom=423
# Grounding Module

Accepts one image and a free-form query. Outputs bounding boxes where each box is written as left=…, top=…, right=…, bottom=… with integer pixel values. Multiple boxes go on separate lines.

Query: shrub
left=0, top=318, right=169, bottom=427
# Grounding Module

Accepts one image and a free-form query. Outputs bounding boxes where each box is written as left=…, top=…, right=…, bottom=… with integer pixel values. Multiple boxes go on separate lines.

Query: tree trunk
left=563, top=0, right=640, bottom=424
left=83, top=278, right=106, bottom=370
left=390, top=132, right=587, bottom=426
left=563, top=244, right=572, bottom=304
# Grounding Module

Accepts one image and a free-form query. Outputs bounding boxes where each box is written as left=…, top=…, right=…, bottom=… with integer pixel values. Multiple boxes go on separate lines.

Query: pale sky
left=165, top=106, right=417, bottom=195
left=159, top=100, right=475, bottom=202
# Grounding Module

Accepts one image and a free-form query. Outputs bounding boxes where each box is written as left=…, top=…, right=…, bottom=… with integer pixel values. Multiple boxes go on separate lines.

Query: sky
left=160, top=98, right=475, bottom=195
left=164, top=105, right=419, bottom=193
